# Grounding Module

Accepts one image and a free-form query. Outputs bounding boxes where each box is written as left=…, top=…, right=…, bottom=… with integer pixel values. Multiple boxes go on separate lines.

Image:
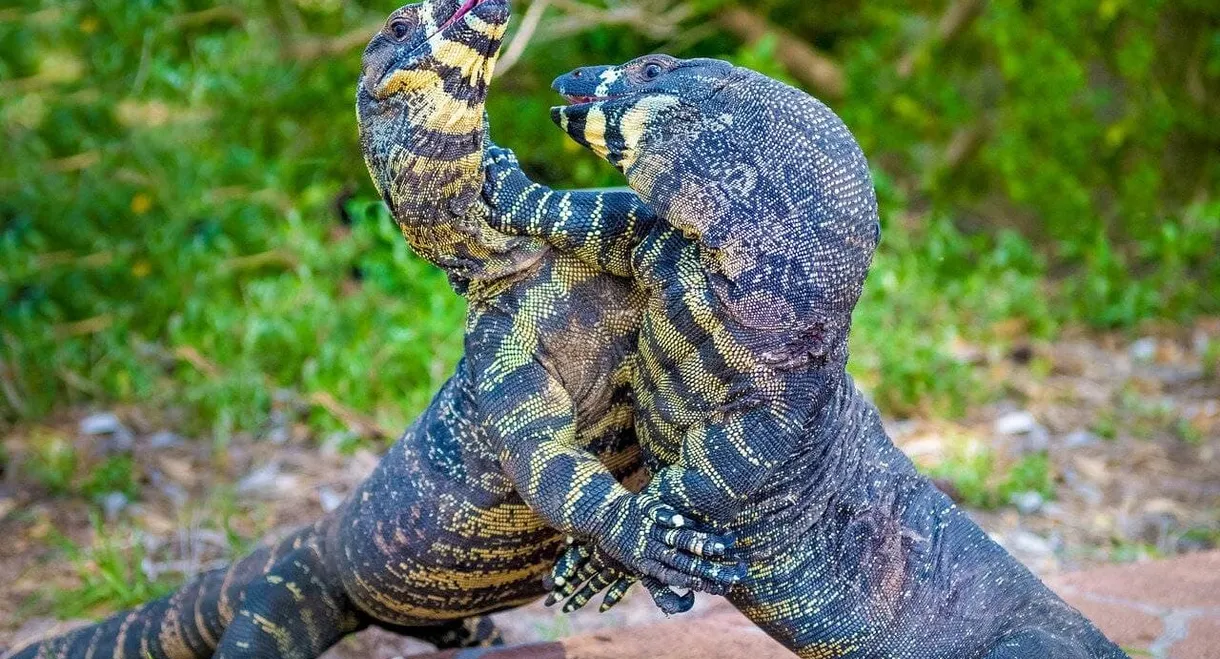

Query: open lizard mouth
left=440, top=0, right=486, bottom=32
left=561, top=93, right=627, bottom=106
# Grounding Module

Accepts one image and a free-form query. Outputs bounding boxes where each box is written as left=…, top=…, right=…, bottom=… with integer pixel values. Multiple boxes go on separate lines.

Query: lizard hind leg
left=213, top=542, right=365, bottom=659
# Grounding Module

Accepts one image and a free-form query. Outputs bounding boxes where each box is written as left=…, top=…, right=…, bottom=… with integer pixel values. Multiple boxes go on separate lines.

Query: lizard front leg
left=472, top=332, right=742, bottom=595
left=482, top=146, right=654, bottom=278
left=549, top=377, right=807, bottom=612
left=213, top=541, right=364, bottom=659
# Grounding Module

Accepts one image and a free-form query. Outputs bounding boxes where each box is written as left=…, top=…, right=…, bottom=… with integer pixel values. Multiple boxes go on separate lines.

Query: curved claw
left=643, top=577, right=695, bottom=616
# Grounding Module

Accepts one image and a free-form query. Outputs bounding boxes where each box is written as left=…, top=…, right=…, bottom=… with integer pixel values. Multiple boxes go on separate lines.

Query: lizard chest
left=633, top=242, right=762, bottom=450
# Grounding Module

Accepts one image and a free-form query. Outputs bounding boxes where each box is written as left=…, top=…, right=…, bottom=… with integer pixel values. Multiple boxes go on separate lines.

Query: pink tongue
left=442, top=0, right=479, bottom=30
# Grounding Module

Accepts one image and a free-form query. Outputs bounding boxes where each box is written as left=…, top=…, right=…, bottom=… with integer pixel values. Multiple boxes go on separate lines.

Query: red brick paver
left=1049, top=552, right=1220, bottom=658
left=413, top=552, right=1220, bottom=659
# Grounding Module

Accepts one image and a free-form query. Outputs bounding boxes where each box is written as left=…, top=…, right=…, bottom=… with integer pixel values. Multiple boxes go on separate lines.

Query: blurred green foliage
left=1, top=0, right=1217, bottom=439
left=24, top=429, right=141, bottom=500
left=928, top=444, right=1055, bottom=510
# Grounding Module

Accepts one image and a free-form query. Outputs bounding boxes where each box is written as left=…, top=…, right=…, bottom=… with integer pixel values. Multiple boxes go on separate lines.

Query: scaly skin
left=485, top=55, right=1128, bottom=658
left=4, top=5, right=731, bottom=658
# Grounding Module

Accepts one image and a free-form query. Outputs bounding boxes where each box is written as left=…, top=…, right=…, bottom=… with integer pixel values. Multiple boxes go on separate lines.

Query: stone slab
left=411, top=553, right=1220, bottom=659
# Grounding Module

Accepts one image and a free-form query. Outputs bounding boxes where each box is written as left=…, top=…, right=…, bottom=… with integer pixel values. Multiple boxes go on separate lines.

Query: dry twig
left=174, top=345, right=223, bottom=379
left=309, top=391, right=394, bottom=440
left=544, top=0, right=690, bottom=42
left=168, top=7, right=247, bottom=31
left=0, top=356, right=28, bottom=417
left=897, top=0, right=987, bottom=78
left=288, top=20, right=384, bottom=62
left=498, top=0, right=551, bottom=75
left=54, top=315, right=115, bottom=339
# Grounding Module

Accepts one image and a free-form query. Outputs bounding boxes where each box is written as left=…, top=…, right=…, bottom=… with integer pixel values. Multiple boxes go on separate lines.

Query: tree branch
left=716, top=7, right=844, bottom=100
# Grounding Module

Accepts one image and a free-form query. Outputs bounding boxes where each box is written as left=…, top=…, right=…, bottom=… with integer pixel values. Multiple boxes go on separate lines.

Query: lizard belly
left=334, top=376, right=563, bottom=625
left=336, top=261, right=645, bottom=627
left=635, top=239, right=769, bottom=471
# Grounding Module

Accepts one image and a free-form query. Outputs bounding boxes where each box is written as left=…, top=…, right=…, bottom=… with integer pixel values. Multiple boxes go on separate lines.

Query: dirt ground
left=2, top=321, right=1217, bottom=656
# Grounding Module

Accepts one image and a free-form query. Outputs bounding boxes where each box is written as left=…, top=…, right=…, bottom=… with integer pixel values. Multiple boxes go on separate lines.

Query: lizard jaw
left=563, top=95, right=600, bottom=105
left=561, top=93, right=628, bottom=107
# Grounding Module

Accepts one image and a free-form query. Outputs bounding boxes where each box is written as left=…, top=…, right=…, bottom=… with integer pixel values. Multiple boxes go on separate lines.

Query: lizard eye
left=641, top=62, right=665, bottom=81
left=388, top=17, right=412, bottom=41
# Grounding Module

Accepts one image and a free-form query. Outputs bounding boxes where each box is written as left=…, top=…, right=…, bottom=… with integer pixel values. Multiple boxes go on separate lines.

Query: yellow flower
left=131, top=193, right=152, bottom=215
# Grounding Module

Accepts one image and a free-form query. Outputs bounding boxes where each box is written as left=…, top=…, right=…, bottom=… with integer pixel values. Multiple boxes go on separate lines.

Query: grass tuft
left=48, top=515, right=179, bottom=619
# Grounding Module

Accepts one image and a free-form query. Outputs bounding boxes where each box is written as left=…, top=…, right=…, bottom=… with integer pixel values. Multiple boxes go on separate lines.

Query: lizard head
left=554, top=55, right=880, bottom=353
left=358, top=0, right=547, bottom=284
left=550, top=55, right=733, bottom=176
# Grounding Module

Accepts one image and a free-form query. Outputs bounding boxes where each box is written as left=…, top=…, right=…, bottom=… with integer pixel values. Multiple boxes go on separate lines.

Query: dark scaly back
left=358, top=0, right=548, bottom=284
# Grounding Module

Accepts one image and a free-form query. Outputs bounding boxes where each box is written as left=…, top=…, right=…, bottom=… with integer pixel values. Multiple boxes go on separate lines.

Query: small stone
left=79, top=412, right=135, bottom=452
left=148, top=431, right=184, bottom=449
left=995, top=411, right=1039, bottom=436
left=1130, top=337, right=1158, bottom=362
left=1009, top=530, right=1054, bottom=557
left=1018, top=426, right=1051, bottom=454
left=156, top=481, right=189, bottom=508
left=1064, top=429, right=1100, bottom=449
left=1072, top=481, right=1104, bottom=507
left=994, top=411, right=1050, bottom=454
left=1193, top=329, right=1212, bottom=355
left=318, top=487, right=345, bottom=513
left=237, top=462, right=292, bottom=497
left=100, top=492, right=130, bottom=520
left=1009, top=491, right=1045, bottom=515
left=79, top=412, right=124, bottom=435
left=267, top=425, right=291, bottom=445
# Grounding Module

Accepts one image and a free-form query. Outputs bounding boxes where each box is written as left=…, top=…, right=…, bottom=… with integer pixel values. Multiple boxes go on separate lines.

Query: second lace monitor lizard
left=484, top=55, right=1128, bottom=659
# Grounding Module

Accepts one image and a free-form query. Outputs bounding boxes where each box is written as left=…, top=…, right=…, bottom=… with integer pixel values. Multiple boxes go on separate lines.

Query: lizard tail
left=4, top=522, right=327, bottom=659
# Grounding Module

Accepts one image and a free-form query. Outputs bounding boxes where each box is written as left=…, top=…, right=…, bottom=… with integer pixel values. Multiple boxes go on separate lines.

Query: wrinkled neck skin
left=749, top=375, right=1120, bottom=657
left=357, top=1, right=547, bottom=288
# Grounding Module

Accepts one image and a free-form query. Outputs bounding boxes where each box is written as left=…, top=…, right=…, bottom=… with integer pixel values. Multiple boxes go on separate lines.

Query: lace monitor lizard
left=482, top=55, right=1129, bottom=658
left=5, top=4, right=734, bottom=658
